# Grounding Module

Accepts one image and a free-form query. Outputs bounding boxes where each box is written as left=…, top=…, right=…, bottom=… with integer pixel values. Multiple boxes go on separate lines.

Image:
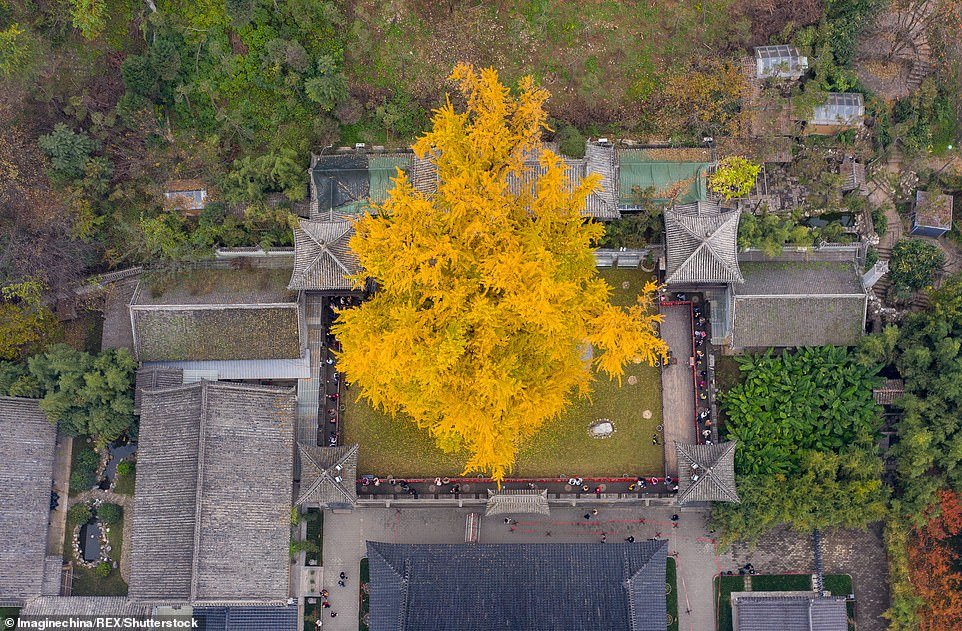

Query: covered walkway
left=660, top=304, right=697, bottom=477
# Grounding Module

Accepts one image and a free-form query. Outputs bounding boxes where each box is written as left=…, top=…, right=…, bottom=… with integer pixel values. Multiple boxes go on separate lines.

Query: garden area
left=62, top=501, right=127, bottom=596
left=714, top=573, right=854, bottom=631
left=711, top=347, right=888, bottom=545
left=667, top=557, right=679, bottom=631
left=341, top=267, right=665, bottom=479
left=0, top=609, right=17, bottom=628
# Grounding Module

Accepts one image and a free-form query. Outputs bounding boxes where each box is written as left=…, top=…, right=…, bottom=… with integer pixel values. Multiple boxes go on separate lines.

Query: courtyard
left=341, top=267, right=665, bottom=478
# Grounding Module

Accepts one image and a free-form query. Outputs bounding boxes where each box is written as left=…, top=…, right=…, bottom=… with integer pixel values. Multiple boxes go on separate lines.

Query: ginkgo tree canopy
left=333, top=64, right=668, bottom=482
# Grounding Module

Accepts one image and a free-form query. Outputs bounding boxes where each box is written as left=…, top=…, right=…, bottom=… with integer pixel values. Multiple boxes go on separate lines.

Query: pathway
left=660, top=304, right=697, bottom=476
left=100, top=277, right=139, bottom=352
left=320, top=505, right=725, bottom=631
left=47, top=435, right=72, bottom=557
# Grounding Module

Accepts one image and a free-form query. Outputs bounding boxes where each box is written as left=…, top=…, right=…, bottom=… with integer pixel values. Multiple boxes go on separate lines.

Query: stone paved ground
left=729, top=524, right=890, bottom=631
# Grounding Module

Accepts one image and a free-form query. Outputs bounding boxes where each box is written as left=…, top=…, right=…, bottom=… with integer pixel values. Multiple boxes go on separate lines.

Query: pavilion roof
left=676, top=442, right=740, bottom=505
left=295, top=443, right=358, bottom=508
left=484, top=489, right=550, bottom=516
left=289, top=219, right=361, bottom=291
left=665, top=202, right=743, bottom=284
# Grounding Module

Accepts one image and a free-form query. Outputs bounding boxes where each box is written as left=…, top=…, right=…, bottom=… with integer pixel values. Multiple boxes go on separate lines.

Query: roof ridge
left=189, top=380, right=210, bottom=601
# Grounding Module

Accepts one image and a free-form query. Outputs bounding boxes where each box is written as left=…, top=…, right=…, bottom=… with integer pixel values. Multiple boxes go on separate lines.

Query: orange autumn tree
left=333, top=64, right=668, bottom=482
left=910, top=490, right=962, bottom=630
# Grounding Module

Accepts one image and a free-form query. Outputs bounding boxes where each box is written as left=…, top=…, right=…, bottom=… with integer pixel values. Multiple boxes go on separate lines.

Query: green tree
left=120, top=55, right=156, bottom=99
left=0, top=280, right=60, bottom=360
left=95, top=562, right=111, bottom=578
left=69, top=446, right=100, bottom=490
left=707, top=157, right=761, bottom=200
left=68, top=0, right=108, bottom=40
left=890, top=239, right=945, bottom=291
left=554, top=123, right=585, bottom=158
left=223, top=150, right=307, bottom=203
left=97, top=503, right=122, bottom=525
left=0, top=23, right=35, bottom=78
left=713, top=347, right=886, bottom=543
left=856, top=324, right=900, bottom=367
left=28, top=345, right=137, bottom=446
left=38, top=123, right=97, bottom=182
left=67, top=503, right=92, bottom=524
left=304, top=55, right=346, bottom=111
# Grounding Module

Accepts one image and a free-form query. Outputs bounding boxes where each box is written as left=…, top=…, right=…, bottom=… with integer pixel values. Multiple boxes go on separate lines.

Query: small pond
left=79, top=520, right=102, bottom=563
left=101, top=437, right=137, bottom=487
left=801, top=212, right=855, bottom=228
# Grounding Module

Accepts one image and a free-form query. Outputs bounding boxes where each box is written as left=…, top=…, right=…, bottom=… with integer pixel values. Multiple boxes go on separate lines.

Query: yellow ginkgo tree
left=333, top=64, right=668, bottom=482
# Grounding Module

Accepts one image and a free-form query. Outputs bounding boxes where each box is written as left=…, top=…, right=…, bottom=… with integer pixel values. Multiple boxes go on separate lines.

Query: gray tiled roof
left=737, top=261, right=864, bottom=296
left=914, top=190, right=953, bottom=230
left=289, top=220, right=361, bottom=291
left=506, top=143, right=621, bottom=220
left=0, top=397, right=56, bottom=602
left=129, top=381, right=295, bottom=604
left=732, top=259, right=866, bottom=348
left=732, top=593, right=849, bottom=631
left=192, top=604, right=299, bottom=631
left=676, top=442, right=739, bottom=505
left=873, top=379, right=905, bottom=405
left=20, top=597, right=150, bottom=617
left=665, top=202, right=743, bottom=284
left=134, top=367, right=183, bottom=413
left=732, top=295, right=865, bottom=348
left=295, top=443, right=358, bottom=508
left=484, top=489, right=550, bottom=516
left=366, top=541, right=668, bottom=631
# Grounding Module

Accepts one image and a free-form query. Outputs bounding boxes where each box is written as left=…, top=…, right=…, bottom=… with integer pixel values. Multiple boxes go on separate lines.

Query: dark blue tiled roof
left=192, top=604, right=298, bottom=631
left=366, top=541, right=668, bottom=631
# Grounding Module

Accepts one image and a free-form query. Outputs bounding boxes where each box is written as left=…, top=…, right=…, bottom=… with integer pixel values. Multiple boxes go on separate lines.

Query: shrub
left=890, top=239, right=945, bottom=290
left=67, top=503, right=92, bottom=524
left=116, top=461, right=134, bottom=478
left=70, top=445, right=100, bottom=490
left=555, top=123, right=585, bottom=158
left=38, top=123, right=98, bottom=182
left=97, top=503, right=122, bottom=525
left=95, top=562, right=111, bottom=578
left=708, top=157, right=761, bottom=200
left=872, top=207, right=888, bottom=237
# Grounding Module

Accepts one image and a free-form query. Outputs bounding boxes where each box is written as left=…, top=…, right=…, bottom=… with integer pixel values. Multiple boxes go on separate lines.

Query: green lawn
left=305, top=509, right=323, bottom=566
left=714, top=575, right=744, bottom=631
left=63, top=505, right=128, bottom=596
left=0, top=608, right=17, bottom=628
left=667, top=557, right=679, bottom=631
left=750, top=574, right=812, bottom=591
left=341, top=268, right=664, bottom=478
left=114, top=464, right=136, bottom=496
left=360, top=557, right=371, bottom=631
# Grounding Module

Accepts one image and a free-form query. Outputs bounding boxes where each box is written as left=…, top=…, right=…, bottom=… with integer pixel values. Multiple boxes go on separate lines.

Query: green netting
left=618, top=152, right=710, bottom=205
left=368, top=155, right=412, bottom=203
